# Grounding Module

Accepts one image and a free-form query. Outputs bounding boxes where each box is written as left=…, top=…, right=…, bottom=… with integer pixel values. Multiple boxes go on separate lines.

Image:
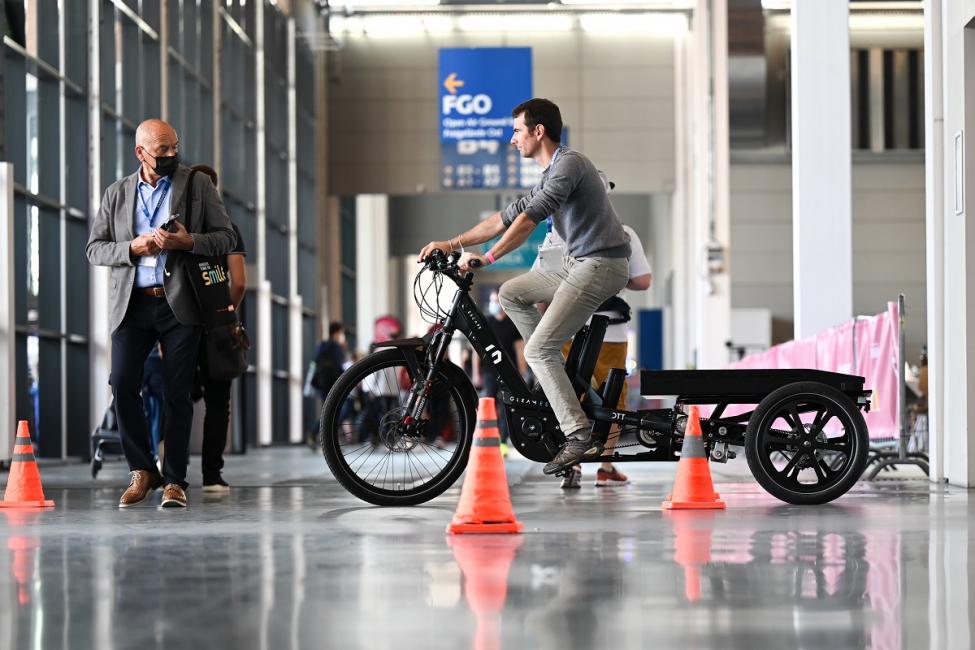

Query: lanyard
left=138, top=182, right=171, bottom=229
left=545, top=146, right=564, bottom=234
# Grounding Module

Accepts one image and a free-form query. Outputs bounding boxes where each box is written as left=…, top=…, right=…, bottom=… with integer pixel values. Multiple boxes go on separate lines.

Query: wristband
left=485, top=251, right=496, bottom=265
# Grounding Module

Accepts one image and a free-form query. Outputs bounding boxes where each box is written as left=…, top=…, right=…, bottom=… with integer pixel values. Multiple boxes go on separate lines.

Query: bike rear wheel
left=320, top=348, right=476, bottom=506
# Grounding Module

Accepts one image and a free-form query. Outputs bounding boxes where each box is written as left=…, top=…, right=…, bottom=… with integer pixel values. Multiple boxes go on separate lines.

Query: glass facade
left=0, top=0, right=324, bottom=456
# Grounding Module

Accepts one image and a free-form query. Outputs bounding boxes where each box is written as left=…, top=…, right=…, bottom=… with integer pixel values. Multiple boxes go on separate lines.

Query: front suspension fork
left=403, top=330, right=454, bottom=426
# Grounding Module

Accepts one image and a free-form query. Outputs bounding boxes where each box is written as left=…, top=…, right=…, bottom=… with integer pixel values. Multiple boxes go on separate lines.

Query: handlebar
left=421, top=248, right=482, bottom=271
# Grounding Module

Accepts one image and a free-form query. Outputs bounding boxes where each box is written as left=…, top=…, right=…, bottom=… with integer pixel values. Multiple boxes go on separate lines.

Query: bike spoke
left=812, top=457, right=832, bottom=483
left=817, top=440, right=849, bottom=452
left=779, top=450, right=804, bottom=479
left=787, top=404, right=804, bottom=432
left=810, top=407, right=832, bottom=433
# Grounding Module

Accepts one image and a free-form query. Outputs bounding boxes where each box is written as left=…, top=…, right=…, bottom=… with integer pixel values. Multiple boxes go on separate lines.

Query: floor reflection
left=0, top=479, right=969, bottom=649
left=448, top=535, right=523, bottom=650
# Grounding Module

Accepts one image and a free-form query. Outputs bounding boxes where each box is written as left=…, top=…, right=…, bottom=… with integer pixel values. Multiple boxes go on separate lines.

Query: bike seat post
left=591, top=367, right=626, bottom=444
left=575, top=315, right=609, bottom=394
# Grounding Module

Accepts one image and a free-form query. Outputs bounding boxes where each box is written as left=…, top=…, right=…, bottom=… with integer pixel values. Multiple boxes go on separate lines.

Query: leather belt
left=136, top=286, right=166, bottom=298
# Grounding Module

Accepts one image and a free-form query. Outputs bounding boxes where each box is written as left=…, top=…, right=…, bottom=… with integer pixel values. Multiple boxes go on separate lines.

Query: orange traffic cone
left=662, top=406, right=725, bottom=510
left=447, top=398, right=523, bottom=534
left=448, top=535, right=524, bottom=650
left=0, top=421, right=55, bottom=508
left=667, top=510, right=716, bottom=603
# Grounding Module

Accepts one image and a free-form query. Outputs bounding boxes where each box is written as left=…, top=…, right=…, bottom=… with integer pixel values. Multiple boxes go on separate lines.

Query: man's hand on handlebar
left=418, top=240, right=453, bottom=263
left=458, top=252, right=486, bottom=272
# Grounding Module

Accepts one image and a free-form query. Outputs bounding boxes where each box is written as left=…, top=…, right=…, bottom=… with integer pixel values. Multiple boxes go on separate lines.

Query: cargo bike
left=319, top=250, right=871, bottom=507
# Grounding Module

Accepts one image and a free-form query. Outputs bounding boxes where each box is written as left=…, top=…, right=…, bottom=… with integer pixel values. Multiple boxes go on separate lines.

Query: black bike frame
left=405, top=265, right=684, bottom=463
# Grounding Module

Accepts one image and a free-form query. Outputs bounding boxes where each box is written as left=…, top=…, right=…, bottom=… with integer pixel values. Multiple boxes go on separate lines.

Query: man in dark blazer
left=87, top=118, right=236, bottom=508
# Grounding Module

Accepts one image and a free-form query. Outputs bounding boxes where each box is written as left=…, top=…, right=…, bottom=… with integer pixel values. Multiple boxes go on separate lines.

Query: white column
left=255, top=2, right=272, bottom=445
left=160, top=0, right=169, bottom=121
left=355, top=196, right=390, bottom=355
left=924, top=0, right=945, bottom=482
left=792, top=0, right=853, bottom=339
left=0, top=164, right=15, bottom=462
left=88, top=0, right=111, bottom=447
left=212, top=0, right=222, bottom=170
left=286, top=16, right=303, bottom=444
left=685, top=0, right=731, bottom=369
left=940, top=1, right=975, bottom=486
left=790, top=0, right=853, bottom=339
left=700, top=0, right=731, bottom=368
left=670, top=16, right=692, bottom=370
left=256, top=280, right=273, bottom=446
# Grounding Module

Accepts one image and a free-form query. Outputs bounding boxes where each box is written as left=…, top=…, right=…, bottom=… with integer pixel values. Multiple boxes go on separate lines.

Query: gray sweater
left=501, top=148, right=631, bottom=259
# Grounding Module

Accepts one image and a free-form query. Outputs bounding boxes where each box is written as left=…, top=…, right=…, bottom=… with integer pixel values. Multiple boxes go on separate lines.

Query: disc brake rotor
left=378, top=407, right=419, bottom=452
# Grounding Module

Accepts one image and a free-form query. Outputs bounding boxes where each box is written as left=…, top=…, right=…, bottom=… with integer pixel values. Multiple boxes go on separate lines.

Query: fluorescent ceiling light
left=849, top=14, right=924, bottom=31
left=333, top=13, right=452, bottom=35
left=421, top=15, right=454, bottom=34
left=849, top=2, right=922, bottom=9
left=362, top=15, right=425, bottom=34
left=764, top=0, right=923, bottom=9
left=456, top=14, right=574, bottom=32
left=327, top=0, right=440, bottom=7
left=580, top=13, right=682, bottom=36
left=561, top=0, right=693, bottom=7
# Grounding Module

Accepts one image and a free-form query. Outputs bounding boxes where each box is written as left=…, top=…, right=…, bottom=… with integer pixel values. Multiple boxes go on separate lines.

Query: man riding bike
left=418, top=98, right=631, bottom=474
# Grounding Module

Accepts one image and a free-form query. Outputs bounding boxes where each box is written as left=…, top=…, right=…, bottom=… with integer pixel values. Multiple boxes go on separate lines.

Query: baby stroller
left=90, top=397, right=122, bottom=478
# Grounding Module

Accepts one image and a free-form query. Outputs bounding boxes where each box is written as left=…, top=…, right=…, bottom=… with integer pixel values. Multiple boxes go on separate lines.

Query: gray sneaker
left=543, top=437, right=602, bottom=475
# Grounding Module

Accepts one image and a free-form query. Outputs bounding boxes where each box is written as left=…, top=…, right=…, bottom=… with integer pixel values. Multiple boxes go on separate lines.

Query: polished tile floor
left=0, top=448, right=969, bottom=650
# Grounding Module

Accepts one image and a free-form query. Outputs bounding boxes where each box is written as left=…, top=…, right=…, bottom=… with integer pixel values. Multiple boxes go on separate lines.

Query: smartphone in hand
left=162, top=214, right=181, bottom=233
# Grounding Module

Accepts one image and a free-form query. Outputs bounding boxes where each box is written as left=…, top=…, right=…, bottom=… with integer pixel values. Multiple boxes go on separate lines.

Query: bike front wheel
left=320, top=348, right=476, bottom=506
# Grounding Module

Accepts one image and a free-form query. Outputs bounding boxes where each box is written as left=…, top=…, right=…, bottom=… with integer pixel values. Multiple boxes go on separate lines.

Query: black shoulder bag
left=171, top=170, right=250, bottom=381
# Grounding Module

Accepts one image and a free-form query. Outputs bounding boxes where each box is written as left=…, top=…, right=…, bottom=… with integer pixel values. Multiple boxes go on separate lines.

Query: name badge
left=537, top=243, right=565, bottom=273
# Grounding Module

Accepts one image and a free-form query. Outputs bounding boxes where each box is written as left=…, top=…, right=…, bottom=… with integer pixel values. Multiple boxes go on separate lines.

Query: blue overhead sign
left=439, top=47, right=532, bottom=143
left=440, top=47, right=532, bottom=189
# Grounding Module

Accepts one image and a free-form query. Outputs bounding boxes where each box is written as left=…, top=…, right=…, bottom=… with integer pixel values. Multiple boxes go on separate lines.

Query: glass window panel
left=37, top=337, right=63, bottom=457
left=66, top=219, right=90, bottom=337
left=37, top=206, right=61, bottom=332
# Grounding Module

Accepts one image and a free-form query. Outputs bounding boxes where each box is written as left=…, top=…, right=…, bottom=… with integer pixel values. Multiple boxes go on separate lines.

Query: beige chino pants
left=499, top=255, right=629, bottom=439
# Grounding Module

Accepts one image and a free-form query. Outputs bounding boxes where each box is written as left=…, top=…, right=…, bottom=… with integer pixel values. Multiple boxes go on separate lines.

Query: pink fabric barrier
left=726, top=302, right=900, bottom=440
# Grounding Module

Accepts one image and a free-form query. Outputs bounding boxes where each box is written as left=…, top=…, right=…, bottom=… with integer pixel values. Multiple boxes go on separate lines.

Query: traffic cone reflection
left=0, top=421, right=55, bottom=509
left=447, top=398, right=523, bottom=534
left=3, top=510, right=41, bottom=605
left=448, top=535, right=524, bottom=650
left=662, top=406, right=725, bottom=510
left=667, top=510, right=716, bottom=603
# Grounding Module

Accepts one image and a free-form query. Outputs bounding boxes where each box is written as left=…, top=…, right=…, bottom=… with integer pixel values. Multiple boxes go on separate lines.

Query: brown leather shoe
left=160, top=483, right=188, bottom=508
left=119, top=470, right=164, bottom=508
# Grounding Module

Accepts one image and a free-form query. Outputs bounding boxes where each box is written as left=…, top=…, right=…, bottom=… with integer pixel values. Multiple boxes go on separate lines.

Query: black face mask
left=145, top=151, right=179, bottom=177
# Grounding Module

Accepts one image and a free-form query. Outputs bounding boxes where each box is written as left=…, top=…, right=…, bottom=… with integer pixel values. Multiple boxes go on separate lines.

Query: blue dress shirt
left=134, top=174, right=173, bottom=288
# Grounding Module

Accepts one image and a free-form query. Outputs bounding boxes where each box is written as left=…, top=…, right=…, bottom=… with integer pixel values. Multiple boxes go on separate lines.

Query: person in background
left=310, top=322, right=349, bottom=401
left=142, top=344, right=165, bottom=468
left=530, top=172, right=652, bottom=488
left=306, top=322, right=350, bottom=447
left=478, top=290, right=526, bottom=458
left=556, top=222, right=651, bottom=488
left=189, top=164, right=247, bottom=494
